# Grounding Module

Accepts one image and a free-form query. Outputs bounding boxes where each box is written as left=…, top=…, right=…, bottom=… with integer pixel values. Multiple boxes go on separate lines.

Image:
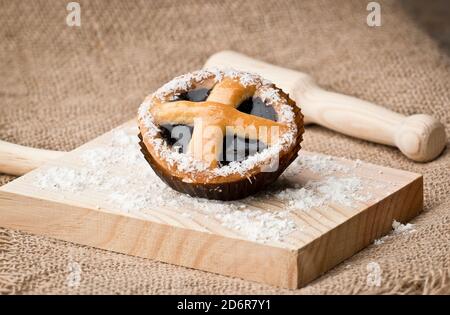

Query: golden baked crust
left=137, top=68, right=304, bottom=199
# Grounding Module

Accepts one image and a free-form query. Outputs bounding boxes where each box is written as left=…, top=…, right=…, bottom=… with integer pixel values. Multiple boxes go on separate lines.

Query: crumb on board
left=373, top=220, right=416, bottom=245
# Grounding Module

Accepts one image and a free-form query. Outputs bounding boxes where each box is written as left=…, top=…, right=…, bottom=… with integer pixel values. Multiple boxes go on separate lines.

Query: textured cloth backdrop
left=0, top=0, right=449, bottom=294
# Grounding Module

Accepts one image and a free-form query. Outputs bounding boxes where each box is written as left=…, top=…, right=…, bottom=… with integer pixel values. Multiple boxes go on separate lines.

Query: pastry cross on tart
left=150, top=78, right=289, bottom=169
left=138, top=68, right=304, bottom=200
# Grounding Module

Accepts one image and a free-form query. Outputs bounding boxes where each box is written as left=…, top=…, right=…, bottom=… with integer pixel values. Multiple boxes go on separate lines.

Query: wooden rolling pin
left=0, top=51, right=447, bottom=176
left=204, top=51, right=447, bottom=163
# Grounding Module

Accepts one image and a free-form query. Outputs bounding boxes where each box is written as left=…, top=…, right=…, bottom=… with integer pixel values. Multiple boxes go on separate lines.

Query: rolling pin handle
left=293, top=82, right=447, bottom=162
left=394, top=114, right=447, bottom=162
left=0, top=140, right=64, bottom=176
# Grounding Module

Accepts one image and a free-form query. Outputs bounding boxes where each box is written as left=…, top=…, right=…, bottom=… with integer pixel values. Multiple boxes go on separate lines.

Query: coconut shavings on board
left=34, top=126, right=379, bottom=244
left=373, top=220, right=416, bottom=245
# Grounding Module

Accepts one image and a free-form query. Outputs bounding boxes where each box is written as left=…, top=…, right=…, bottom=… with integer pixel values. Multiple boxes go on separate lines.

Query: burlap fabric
left=1, top=0, right=449, bottom=294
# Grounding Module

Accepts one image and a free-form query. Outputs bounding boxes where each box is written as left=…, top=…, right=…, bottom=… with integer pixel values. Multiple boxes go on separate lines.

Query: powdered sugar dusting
left=246, top=153, right=374, bottom=212
left=259, top=87, right=282, bottom=104
left=284, top=154, right=352, bottom=176
left=392, top=220, right=416, bottom=234
left=273, top=177, right=370, bottom=211
left=374, top=220, right=416, bottom=245
left=33, top=126, right=379, bottom=245
left=37, top=167, right=91, bottom=192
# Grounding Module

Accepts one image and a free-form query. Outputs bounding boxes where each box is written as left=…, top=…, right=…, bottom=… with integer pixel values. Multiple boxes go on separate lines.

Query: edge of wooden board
left=296, top=174, right=423, bottom=286
left=0, top=173, right=422, bottom=289
left=0, top=190, right=300, bottom=288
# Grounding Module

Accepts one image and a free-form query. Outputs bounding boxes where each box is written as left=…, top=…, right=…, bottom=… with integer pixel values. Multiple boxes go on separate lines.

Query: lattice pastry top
left=138, top=68, right=304, bottom=200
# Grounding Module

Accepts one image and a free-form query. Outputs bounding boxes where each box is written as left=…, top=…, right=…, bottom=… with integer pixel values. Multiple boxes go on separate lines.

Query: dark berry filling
left=159, top=124, right=194, bottom=153
left=173, top=88, right=211, bottom=102
left=160, top=88, right=277, bottom=165
left=236, top=97, right=277, bottom=122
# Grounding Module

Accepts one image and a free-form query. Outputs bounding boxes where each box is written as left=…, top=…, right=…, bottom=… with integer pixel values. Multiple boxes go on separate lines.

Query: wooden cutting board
left=0, top=120, right=422, bottom=289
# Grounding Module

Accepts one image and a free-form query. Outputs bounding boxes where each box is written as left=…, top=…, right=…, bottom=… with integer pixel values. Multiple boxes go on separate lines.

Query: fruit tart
left=138, top=68, right=304, bottom=200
